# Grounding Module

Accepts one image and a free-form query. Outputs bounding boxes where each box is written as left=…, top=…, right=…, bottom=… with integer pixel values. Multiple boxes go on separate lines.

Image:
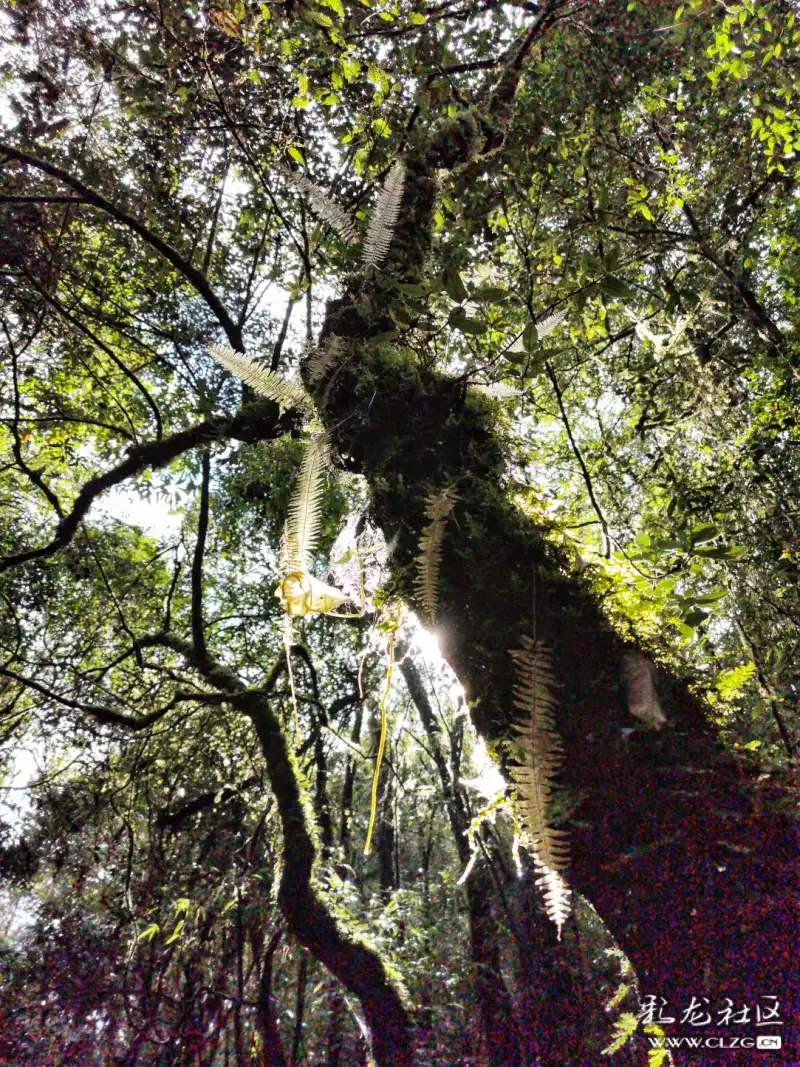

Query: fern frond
left=621, top=651, right=666, bottom=729
left=362, top=162, right=405, bottom=269
left=282, top=168, right=359, bottom=244
left=469, top=382, right=520, bottom=401
left=601, top=1012, right=640, bottom=1057
left=415, top=521, right=445, bottom=622
left=536, top=307, right=568, bottom=340
left=508, top=637, right=571, bottom=938
left=284, top=433, right=329, bottom=574
left=306, top=335, right=346, bottom=384
left=414, top=486, right=457, bottom=622
left=208, top=345, right=310, bottom=413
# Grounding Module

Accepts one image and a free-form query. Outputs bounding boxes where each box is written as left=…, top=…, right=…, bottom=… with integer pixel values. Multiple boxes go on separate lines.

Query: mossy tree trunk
left=302, top=33, right=798, bottom=1063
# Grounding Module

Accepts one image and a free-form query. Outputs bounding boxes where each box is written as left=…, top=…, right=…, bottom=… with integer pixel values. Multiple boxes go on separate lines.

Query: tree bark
left=301, top=35, right=798, bottom=1062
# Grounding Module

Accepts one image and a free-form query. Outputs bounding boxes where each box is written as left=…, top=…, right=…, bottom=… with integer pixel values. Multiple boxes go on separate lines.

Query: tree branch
left=0, top=666, right=220, bottom=731
left=0, top=141, right=244, bottom=351
left=191, top=450, right=211, bottom=663
left=30, top=280, right=164, bottom=440
left=0, top=400, right=294, bottom=573
left=545, top=359, right=611, bottom=556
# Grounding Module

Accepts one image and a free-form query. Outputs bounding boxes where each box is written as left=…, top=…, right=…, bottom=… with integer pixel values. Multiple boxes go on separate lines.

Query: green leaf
left=341, top=56, right=360, bottom=83
left=366, top=330, right=398, bottom=346
left=409, top=11, right=427, bottom=23
left=287, top=146, right=305, bottom=165
left=459, top=318, right=487, bottom=336
left=598, top=275, right=635, bottom=300
left=715, top=662, right=756, bottom=698
left=521, top=357, right=548, bottom=380
left=137, top=923, right=160, bottom=943
left=651, top=537, right=682, bottom=551
left=443, top=266, right=468, bottom=303
left=395, top=282, right=425, bottom=298
left=601, top=1012, right=639, bottom=1055
left=165, top=919, right=185, bottom=945
left=390, top=306, right=415, bottom=327
left=318, top=0, right=345, bottom=16
left=693, top=587, right=728, bottom=604
left=693, top=545, right=747, bottom=560
left=473, top=286, right=508, bottom=304
left=522, top=321, right=540, bottom=352
left=689, top=522, right=720, bottom=544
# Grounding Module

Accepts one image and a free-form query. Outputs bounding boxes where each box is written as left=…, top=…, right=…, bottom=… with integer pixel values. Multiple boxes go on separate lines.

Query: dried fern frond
left=208, top=344, right=310, bottom=414
left=536, top=307, right=568, bottom=340
left=508, top=637, right=571, bottom=938
left=282, top=168, right=359, bottom=244
left=284, top=432, right=330, bottom=575
left=306, top=335, right=346, bottom=384
left=414, top=486, right=457, bottom=623
left=469, top=382, right=521, bottom=401
left=362, top=162, right=405, bottom=269
left=621, top=651, right=666, bottom=729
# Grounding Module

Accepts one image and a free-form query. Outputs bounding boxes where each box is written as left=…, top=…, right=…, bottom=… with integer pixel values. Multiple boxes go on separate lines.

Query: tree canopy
left=1, top=1, right=797, bottom=1064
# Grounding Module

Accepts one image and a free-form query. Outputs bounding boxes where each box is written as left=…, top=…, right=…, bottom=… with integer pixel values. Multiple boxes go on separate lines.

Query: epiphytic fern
left=282, top=168, right=359, bottom=244
left=208, top=344, right=310, bottom=414
left=508, top=637, right=571, bottom=938
left=414, top=486, right=457, bottom=623
left=285, top=432, right=329, bottom=575
left=536, top=307, right=568, bottom=340
left=275, top=433, right=349, bottom=618
left=469, top=382, right=520, bottom=401
left=362, top=162, right=405, bottom=270
left=306, top=335, right=346, bottom=384
left=507, top=308, right=568, bottom=354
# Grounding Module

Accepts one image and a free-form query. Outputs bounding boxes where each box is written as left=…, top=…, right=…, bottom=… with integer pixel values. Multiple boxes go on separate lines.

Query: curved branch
left=0, top=142, right=244, bottom=352
left=0, top=666, right=213, bottom=731
left=545, top=359, right=611, bottom=556
left=30, top=281, right=164, bottom=439
left=0, top=400, right=294, bottom=573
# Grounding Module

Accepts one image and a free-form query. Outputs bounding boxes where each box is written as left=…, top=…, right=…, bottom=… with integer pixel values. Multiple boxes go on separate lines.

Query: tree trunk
left=301, top=57, right=798, bottom=1060
left=255, top=928, right=287, bottom=1067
